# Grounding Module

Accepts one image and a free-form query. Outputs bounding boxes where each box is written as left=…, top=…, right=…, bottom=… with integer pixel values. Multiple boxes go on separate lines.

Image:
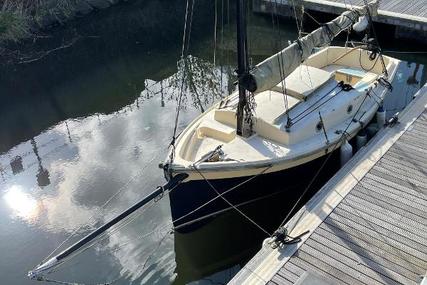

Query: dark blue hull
left=169, top=151, right=340, bottom=233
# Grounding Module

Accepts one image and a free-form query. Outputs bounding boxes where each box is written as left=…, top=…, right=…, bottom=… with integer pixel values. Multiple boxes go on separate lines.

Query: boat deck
left=228, top=83, right=427, bottom=285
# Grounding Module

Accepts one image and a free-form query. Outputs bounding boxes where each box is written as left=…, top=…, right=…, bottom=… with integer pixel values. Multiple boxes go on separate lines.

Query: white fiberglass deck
left=181, top=62, right=383, bottom=163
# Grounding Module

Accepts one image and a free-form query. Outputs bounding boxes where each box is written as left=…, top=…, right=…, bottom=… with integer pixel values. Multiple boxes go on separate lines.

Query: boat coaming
left=165, top=47, right=400, bottom=182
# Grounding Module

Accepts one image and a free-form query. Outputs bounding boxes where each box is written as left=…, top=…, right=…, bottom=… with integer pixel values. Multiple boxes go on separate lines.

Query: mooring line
left=192, top=165, right=272, bottom=236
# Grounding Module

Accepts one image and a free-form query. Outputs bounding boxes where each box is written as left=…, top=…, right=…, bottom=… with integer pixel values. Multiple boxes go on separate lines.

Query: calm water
left=0, top=1, right=426, bottom=284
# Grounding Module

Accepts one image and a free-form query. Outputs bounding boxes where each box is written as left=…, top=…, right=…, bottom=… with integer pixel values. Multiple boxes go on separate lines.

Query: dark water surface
left=1, top=1, right=426, bottom=284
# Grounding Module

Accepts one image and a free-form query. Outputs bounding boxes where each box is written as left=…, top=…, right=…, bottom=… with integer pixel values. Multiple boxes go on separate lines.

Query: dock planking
left=228, top=85, right=427, bottom=285
left=253, top=0, right=427, bottom=41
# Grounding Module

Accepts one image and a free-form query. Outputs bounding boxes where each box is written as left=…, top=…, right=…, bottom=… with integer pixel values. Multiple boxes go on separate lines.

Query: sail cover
left=250, top=0, right=379, bottom=93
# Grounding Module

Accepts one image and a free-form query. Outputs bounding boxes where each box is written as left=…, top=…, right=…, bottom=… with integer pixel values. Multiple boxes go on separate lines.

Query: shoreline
left=0, top=0, right=126, bottom=44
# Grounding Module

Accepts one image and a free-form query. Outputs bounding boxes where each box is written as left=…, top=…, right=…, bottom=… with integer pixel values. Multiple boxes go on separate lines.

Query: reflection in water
left=0, top=53, right=235, bottom=284
left=0, top=0, right=216, bottom=154
left=173, top=211, right=263, bottom=285
left=64, top=121, right=73, bottom=143
left=31, top=139, right=51, bottom=188
left=0, top=56, right=425, bottom=285
left=144, top=56, right=231, bottom=112
left=407, top=63, right=421, bottom=85
left=10, top=156, right=24, bottom=175
left=3, top=185, right=40, bottom=221
left=0, top=2, right=426, bottom=284
left=0, top=59, right=424, bottom=283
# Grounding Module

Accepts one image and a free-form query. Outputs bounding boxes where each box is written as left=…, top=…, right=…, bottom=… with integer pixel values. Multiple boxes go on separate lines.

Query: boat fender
left=352, top=118, right=365, bottom=128
left=353, top=16, right=369, bottom=32
left=366, top=123, right=379, bottom=139
left=356, top=129, right=368, bottom=150
left=340, top=139, right=353, bottom=166
left=376, top=105, right=386, bottom=127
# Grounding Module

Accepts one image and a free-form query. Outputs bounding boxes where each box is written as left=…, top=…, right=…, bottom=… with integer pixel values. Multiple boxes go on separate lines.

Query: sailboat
left=163, top=0, right=400, bottom=230
left=28, top=0, right=401, bottom=281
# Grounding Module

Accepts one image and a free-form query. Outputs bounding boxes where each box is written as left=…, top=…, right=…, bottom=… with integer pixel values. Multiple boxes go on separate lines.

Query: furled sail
left=250, top=0, right=379, bottom=93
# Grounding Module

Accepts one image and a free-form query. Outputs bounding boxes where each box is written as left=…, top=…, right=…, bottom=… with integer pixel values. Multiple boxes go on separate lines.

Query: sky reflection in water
left=0, top=2, right=426, bottom=284
left=0, top=60, right=233, bottom=284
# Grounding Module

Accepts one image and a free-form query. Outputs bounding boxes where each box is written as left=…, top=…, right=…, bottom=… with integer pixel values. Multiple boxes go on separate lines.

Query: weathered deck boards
left=253, top=0, right=427, bottom=34
left=228, top=84, right=427, bottom=285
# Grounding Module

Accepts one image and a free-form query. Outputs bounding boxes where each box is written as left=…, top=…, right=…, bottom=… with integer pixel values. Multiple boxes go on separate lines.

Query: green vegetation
left=0, top=0, right=102, bottom=43
left=0, top=2, right=30, bottom=42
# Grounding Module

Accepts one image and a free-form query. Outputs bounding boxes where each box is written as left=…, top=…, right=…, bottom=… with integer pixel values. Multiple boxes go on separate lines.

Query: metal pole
left=236, top=0, right=248, bottom=136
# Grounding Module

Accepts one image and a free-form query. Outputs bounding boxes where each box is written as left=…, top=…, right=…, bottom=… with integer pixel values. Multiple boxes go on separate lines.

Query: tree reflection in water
left=143, top=55, right=232, bottom=112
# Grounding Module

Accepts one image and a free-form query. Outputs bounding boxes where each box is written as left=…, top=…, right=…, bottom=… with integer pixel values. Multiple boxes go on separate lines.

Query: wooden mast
left=236, top=0, right=249, bottom=136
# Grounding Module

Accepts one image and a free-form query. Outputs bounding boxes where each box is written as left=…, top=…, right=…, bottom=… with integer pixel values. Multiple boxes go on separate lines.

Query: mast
left=236, top=0, right=249, bottom=136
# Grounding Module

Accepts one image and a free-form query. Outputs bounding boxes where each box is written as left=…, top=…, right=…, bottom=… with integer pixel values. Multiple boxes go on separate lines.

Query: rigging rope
left=42, top=149, right=166, bottom=263
left=269, top=0, right=292, bottom=121
left=33, top=277, right=120, bottom=285
left=172, top=165, right=273, bottom=228
left=44, top=196, right=161, bottom=277
left=277, top=88, right=373, bottom=231
left=214, top=0, right=218, bottom=65
left=292, top=85, right=353, bottom=125
left=111, top=187, right=288, bottom=255
left=359, top=48, right=380, bottom=72
left=34, top=183, right=182, bottom=284
left=219, top=0, right=225, bottom=97
left=362, top=0, right=388, bottom=77
left=170, top=0, right=195, bottom=162
left=35, top=158, right=275, bottom=283
left=289, top=82, right=342, bottom=125
left=192, top=164, right=272, bottom=236
left=276, top=17, right=389, bottom=226
left=290, top=0, right=303, bottom=38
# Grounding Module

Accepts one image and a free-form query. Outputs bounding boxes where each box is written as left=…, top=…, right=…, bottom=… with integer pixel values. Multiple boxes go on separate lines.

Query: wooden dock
left=228, top=83, right=427, bottom=285
left=253, top=0, right=427, bottom=41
